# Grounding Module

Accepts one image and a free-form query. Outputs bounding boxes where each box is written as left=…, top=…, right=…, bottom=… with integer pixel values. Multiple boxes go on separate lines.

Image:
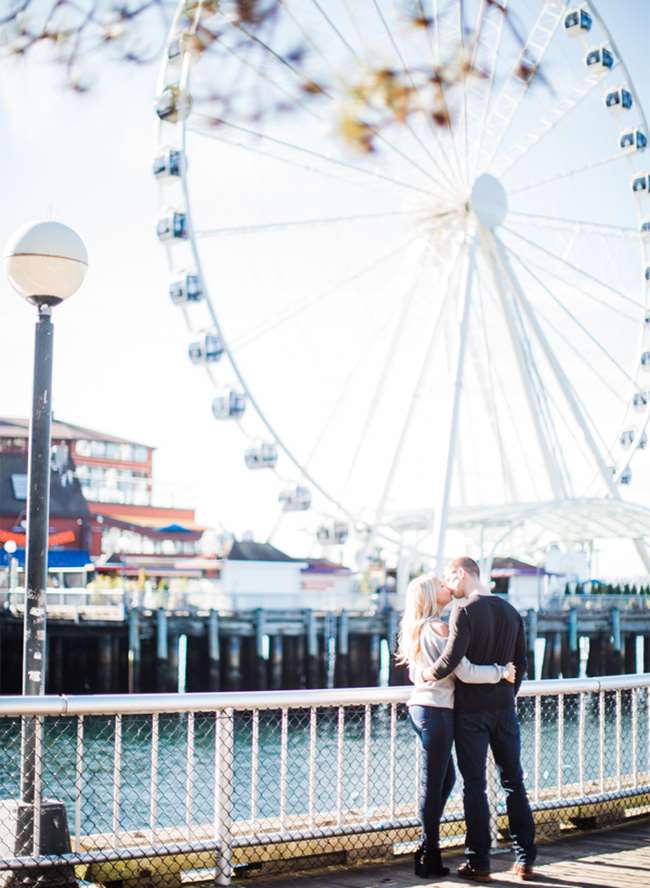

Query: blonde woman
left=396, top=573, right=515, bottom=878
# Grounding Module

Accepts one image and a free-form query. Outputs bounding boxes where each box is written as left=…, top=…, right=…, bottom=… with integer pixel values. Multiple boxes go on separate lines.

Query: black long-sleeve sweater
left=430, top=593, right=528, bottom=712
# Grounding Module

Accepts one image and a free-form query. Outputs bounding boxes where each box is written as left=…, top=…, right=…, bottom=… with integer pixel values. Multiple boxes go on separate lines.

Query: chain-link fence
left=0, top=676, right=648, bottom=885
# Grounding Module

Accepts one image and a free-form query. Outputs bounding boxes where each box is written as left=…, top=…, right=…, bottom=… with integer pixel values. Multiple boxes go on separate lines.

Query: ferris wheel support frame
left=482, top=226, right=570, bottom=502
left=490, top=230, right=650, bottom=574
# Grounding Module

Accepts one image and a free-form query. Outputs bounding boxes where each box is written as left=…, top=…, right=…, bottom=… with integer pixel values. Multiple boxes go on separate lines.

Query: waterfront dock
left=0, top=596, right=649, bottom=694
left=249, top=818, right=650, bottom=887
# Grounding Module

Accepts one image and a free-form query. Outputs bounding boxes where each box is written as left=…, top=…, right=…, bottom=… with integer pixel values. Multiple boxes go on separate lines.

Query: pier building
left=0, top=417, right=213, bottom=586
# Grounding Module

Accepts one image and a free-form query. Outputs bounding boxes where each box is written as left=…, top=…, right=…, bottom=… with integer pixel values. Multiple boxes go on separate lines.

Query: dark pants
left=408, top=705, right=456, bottom=850
left=455, top=707, right=536, bottom=870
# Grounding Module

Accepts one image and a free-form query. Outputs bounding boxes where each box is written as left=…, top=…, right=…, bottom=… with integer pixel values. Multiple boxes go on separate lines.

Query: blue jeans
left=408, top=705, right=456, bottom=850
left=455, top=707, right=536, bottom=870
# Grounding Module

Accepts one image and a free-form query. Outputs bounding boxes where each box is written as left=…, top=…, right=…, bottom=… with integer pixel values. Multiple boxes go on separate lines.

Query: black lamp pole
left=21, top=302, right=54, bottom=804
left=2, top=220, right=85, bottom=888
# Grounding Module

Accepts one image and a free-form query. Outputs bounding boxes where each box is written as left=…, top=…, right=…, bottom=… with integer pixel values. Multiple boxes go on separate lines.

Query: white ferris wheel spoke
left=366, top=238, right=466, bottom=556
left=470, top=279, right=520, bottom=502
left=522, top=243, right=640, bottom=327
left=186, top=124, right=392, bottom=191
left=496, top=72, right=607, bottom=181
left=435, top=237, right=480, bottom=566
left=515, top=250, right=641, bottom=328
left=303, top=298, right=404, bottom=473
left=529, top=244, right=641, bottom=326
left=193, top=209, right=423, bottom=239
left=466, top=0, right=509, bottom=184
left=507, top=248, right=633, bottom=444
left=305, top=0, right=456, bottom=192
left=526, top=296, right=628, bottom=407
left=229, top=231, right=421, bottom=352
left=508, top=151, right=633, bottom=197
left=477, top=2, right=565, bottom=175
left=214, top=28, right=325, bottom=122
left=337, top=239, right=434, bottom=501
left=429, top=0, right=469, bottom=189
left=188, top=113, right=435, bottom=196
left=370, top=0, right=465, bottom=193
left=310, top=0, right=360, bottom=60
left=501, top=224, right=646, bottom=312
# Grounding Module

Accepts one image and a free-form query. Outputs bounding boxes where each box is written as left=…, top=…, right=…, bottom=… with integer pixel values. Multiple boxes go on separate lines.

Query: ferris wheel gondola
left=154, top=0, right=650, bottom=571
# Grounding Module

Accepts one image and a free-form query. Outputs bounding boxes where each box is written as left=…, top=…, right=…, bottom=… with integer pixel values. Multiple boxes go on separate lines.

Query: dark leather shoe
left=457, top=861, right=491, bottom=882
left=414, top=844, right=450, bottom=877
left=512, top=863, right=535, bottom=881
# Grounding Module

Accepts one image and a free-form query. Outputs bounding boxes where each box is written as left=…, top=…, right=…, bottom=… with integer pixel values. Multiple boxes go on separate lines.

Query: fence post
left=215, top=707, right=234, bottom=886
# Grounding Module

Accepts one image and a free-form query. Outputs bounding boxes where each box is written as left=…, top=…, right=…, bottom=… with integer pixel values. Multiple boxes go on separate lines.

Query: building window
left=133, top=446, right=148, bottom=463
left=90, top=441, right=106, bottom=458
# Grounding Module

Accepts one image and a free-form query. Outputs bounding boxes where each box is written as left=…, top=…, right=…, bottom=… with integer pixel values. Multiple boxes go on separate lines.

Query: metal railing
left=0, top=675, right=648, bottom=885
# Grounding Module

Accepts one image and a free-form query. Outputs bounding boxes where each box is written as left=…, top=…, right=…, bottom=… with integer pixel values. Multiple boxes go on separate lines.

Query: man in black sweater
left=420, top=556, right=536, bottom=882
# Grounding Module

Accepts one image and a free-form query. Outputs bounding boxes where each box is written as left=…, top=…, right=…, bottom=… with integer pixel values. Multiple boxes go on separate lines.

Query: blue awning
left=157, top=523, right=194, bottom=534
left=0, top=549, right=93, bottom=569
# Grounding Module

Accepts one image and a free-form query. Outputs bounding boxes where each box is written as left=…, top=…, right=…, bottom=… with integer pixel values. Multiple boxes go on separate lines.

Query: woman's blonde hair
left=395, top=572, right=442, bottom=666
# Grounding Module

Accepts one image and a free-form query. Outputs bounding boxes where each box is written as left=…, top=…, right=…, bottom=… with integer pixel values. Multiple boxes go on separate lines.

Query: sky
left=1, top=0, right=650, bottom=573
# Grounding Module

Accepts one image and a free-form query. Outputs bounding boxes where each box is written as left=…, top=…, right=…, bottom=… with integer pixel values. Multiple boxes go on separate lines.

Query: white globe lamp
left=3, top=220, right=88, bottom=306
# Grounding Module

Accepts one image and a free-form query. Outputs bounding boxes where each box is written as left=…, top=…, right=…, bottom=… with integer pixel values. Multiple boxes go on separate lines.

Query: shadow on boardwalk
left=244, top=818, right=649, bottom=887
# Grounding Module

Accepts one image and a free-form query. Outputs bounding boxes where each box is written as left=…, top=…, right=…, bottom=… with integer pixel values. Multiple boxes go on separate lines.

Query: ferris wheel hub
left=469, top=174, right=508, bottom=229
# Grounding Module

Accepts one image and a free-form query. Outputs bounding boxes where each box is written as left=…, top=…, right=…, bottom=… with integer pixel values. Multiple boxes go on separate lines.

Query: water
left=0, top=694, right=646, bottom=840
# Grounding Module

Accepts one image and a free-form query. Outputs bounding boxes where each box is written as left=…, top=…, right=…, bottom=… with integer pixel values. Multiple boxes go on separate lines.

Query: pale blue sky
left=1, top=1, right=649, bottom=570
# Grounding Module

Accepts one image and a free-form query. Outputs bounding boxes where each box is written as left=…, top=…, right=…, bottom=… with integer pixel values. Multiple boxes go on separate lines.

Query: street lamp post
left=3, top=539, right=18, bottom=604
left=2, top=221, right=87, bottom=888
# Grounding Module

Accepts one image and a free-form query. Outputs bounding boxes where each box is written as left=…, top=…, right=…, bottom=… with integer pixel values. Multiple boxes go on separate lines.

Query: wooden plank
left=244, top=818, right=650, bottom=888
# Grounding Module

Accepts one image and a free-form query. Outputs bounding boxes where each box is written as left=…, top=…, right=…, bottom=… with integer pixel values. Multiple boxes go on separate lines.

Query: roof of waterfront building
left=492, top=556, right=542, bottom=574
left=0, top=452, right=89, bottom=518
left=227, top=540, right=304, bottom=562
left=0, top=417, right=153, bottom=449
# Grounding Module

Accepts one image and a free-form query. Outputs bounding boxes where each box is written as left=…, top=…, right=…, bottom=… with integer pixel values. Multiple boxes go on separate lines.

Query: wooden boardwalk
left=245, top=818, right=650, bottom=886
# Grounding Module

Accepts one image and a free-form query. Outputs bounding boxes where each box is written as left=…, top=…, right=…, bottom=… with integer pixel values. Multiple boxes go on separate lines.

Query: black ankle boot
left=414, top=845, right=450, bottom=878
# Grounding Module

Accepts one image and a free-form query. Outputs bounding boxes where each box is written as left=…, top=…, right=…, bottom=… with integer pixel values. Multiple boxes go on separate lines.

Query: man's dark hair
left=451, top=555, right=481, bottom=578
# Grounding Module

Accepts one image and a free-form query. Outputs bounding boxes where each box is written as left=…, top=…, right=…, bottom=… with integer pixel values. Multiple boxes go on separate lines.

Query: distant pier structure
left=0, top=598, right=648, bottom=694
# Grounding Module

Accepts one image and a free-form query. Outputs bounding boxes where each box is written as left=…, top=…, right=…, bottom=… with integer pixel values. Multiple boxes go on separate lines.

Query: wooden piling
left=385, top=607, right=399, bottom=685
left=98, top=633, right=113, bottom=693
left=208, top=609, right=220, bottom=691
left=168, top=630, right=179, bottom=692
left=541, top=633, right=554, bottom=679
left=550, top=631, right=562, bottom=679
left=335, top=610, right=349, bottom=687
left=227, top=635, right=242, bottom=691
left=270, top=634, right=283, bottom=690
left=526, top=609, right=537, bottom=680
left=323, top=612, right=335, bottom=689
left=624, top=634, right=637, bottom=674
left=50, top=634, right=64, bottom=693
left=254, top=608, right=267, bottom=690
left=607, top=607, right=624, bottom=674
left=586, top=633, right=605, bottom=677
left=369, top=633, right=381, bottom=687
left=156, top=607, right=169, bottom=692
left=127, top=607, right=141, bottom=694
left=304, top=609, right=318, bottom=688
left=565, top=607, right=579, bottom=678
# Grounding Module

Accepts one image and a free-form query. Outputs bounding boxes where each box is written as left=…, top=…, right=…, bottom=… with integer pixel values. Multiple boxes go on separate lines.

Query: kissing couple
left=396, top=556, right=536, bottom=882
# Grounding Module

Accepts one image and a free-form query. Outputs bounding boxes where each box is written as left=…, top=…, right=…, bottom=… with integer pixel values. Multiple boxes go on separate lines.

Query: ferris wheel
left=153, top=0, right=650, bottom=572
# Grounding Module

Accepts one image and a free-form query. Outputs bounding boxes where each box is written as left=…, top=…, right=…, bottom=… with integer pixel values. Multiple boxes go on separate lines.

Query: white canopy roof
left=386, top=498, right=650, bottom=558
